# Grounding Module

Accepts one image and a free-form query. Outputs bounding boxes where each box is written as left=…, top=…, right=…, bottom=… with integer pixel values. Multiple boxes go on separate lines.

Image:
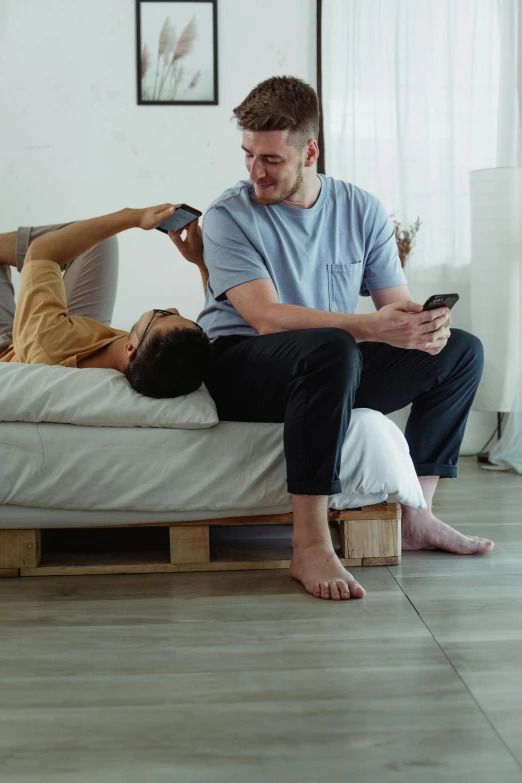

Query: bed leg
left=339, top=516, right=401, bottom=565
left=169, top=525, right=210, bottom=565
left=0, top=529, right=41, bottom=568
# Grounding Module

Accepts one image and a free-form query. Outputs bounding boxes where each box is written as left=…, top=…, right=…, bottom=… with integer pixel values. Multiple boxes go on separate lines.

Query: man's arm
left=196, top=264, right=209, bottom=296
left=370, top=285, right=411, bottom=309
left=25, top=205, right=178, bottom=266
left=168, top=220, right=208, bottom=295
left=227, top=278, right=374, bottom=341
left=0, top=232, right=16, bottom=267
left=203, top=198, right=450, bottom=354
left=226, top=279, right=451, bottom=354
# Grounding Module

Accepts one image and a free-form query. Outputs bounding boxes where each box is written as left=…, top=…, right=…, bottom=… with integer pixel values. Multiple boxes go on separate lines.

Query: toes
left=336, top=580, right=351, bottom=600
left=320, top=582, right=331, bottom=599
left=465, top=536, right=494, bottom=554
left=330, top=582, right=341, bottom=601
left=348, top=580, right=366, bottom=599
left=474, top=538, right=494, bottom=553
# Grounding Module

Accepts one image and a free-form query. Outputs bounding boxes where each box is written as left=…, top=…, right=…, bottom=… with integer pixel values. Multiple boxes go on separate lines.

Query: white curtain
left=469, top=167, right=521, bottom=414
left=322, top=0, right=522, bottom=472
left=488, top=0, right=522, bottom=473
left=322, top=0, right=500, bottom=286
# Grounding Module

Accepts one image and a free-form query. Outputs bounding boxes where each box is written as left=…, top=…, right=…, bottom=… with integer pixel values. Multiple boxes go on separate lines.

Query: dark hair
left=233, top=76, right=319, bottom=145
left=125, top=328, right=212, bottom=399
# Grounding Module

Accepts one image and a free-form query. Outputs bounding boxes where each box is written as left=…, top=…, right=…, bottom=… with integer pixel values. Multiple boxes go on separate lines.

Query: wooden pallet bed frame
left=0, top=502, right=401, bottom=577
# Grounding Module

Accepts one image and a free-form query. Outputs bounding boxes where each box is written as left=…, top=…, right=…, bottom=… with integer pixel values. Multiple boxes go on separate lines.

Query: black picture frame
left=136, top=0, right=218, bottom=106
left=316, top=0, right=325, bottom=174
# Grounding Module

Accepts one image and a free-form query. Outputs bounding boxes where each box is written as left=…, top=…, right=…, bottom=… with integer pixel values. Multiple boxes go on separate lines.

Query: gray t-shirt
left=197, top=174, right=406, bottom=340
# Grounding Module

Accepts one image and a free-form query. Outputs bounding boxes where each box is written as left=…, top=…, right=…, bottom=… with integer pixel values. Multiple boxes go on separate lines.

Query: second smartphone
left=423, top=293, right=459, bottom=311
left=156, top=203, right=202, bottom=234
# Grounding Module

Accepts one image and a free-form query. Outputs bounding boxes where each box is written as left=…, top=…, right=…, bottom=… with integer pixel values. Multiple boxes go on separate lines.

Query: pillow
left=330, top=408, right=426, bottom=509
left=0, top=363, right=218, bottom=429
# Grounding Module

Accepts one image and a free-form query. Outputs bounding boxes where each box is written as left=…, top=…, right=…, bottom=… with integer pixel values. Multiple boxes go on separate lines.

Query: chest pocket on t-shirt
left=327, top=262, right=363, bottom=313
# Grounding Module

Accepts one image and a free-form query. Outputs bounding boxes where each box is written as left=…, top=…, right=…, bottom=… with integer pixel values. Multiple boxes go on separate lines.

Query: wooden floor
left=1, top=457, right=522, bottom=783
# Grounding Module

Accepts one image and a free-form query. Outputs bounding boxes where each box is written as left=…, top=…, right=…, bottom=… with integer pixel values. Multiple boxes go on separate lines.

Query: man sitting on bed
left=0, top=204, right=211, bottom=398
left=199, top=76, right=494, bottom=602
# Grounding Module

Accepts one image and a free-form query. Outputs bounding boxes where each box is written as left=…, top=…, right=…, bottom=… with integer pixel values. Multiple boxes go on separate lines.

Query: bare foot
left=289, top=542, right=366, bottom=600
left=401, top=509, right=494, bottom=555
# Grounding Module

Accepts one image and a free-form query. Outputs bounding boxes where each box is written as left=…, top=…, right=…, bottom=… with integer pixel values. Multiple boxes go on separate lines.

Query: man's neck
left=282, top=172, right=322, bottom=210
left=78, top=335, right=128, bottom=371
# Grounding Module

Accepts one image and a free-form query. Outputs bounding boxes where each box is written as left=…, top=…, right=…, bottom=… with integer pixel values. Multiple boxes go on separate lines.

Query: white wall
left=0, top=0, right=316, bottom=326
left=0, top=0, right=494, bottom=453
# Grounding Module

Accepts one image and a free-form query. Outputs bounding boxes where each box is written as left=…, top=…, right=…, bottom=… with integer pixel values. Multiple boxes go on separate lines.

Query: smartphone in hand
left=423, top=293, right=459, bottom=311
left=156, top=204, right=202, bottom=234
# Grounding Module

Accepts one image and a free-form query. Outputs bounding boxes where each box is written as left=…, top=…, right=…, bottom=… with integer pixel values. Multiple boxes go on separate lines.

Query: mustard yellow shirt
left=0, top=260, right=126, bottom=367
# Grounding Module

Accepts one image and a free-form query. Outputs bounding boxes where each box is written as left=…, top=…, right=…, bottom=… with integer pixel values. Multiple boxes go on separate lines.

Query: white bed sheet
left=0, top=408, right=424, bottom=528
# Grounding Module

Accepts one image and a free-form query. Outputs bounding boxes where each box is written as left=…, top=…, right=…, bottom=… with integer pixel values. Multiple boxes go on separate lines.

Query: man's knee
left=96, top=234, right=119, bottom=265
left=449, top=328, right=484, bottom=366
left=450, top=329, right=484, bottom=363
left=300, top=328, right=362, bottom=379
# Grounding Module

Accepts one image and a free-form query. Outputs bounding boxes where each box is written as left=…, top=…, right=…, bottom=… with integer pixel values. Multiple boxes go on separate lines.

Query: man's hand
left=168, top=220, right=208, bottom=294
left=135, top=203, right=179, bottom=231
left=168, top=220, right=205, bottom=267
left=373, top=301, right=452, bottom=354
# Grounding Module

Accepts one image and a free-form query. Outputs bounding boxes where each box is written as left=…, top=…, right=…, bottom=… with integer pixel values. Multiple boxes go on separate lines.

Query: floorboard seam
left=386, top=566, right=522, bottom=774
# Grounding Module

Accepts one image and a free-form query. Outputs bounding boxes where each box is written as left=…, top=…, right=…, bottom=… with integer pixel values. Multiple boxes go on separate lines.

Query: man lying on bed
left=0, top=204, right=211, bottom=398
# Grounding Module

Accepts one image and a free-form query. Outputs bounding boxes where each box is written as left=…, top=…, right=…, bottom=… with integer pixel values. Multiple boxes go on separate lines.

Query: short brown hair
left=233, top=76, right=319, bottom=146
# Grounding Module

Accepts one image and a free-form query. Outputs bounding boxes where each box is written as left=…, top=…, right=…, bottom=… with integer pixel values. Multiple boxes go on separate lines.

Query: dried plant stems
left=391, top=215, right=422, bottom=268
left=172, top=15, right=197, bottom=62
left=166, top=63, right=184, bottom=101
left=143, top=14, right=199, bottom=102
left=154, top=17, right=177, bottom=100
left=141, top=44, right=150, bottom=80
left=188, top=69, right=201, bottom=89
left=157, top=50, right=177, bottom=99
left=156, top=15, right=197, bottom=100
left=182, top=70, right=201, bottom=99
left=159, top=17, right=176, bottom=56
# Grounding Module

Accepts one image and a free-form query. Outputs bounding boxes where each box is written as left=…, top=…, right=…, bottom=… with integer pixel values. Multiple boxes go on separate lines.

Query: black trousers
left=204, top=328, right=484, bottom=496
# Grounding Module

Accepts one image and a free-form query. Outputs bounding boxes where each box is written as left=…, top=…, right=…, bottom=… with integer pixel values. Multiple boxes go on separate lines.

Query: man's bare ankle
left=292, top=537, right=335, bottom=554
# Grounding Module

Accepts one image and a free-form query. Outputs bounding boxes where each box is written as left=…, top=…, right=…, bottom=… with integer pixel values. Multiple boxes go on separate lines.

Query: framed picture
left=136, top=0, right=218, bottom=105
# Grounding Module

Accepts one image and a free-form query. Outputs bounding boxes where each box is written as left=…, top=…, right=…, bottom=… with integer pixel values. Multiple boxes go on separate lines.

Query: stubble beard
left=254, top=165, right=304, bottom=206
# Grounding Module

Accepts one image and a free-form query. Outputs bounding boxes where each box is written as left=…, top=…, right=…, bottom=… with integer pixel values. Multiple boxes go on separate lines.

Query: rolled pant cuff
left=287, top=478, right=342, bottom=496
left=415, top=463, right=457, bottom=479
left=16, top=227, right=32, bottom=273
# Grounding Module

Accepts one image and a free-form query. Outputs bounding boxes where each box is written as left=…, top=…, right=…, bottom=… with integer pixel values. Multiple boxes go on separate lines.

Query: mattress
left=0, top=409, right=424, bottom=529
